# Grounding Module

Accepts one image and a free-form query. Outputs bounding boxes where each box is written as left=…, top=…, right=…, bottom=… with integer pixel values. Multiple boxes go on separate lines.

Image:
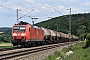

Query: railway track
left=0, top=41, right=77, bottom=60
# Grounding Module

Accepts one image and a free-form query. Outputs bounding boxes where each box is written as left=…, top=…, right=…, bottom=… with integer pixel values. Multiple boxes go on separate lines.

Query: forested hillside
left=0, top=27, right=11, bottom=42
left=36, top=13, right=90, bottom=39
left=0, top=27, right=11, bottom=32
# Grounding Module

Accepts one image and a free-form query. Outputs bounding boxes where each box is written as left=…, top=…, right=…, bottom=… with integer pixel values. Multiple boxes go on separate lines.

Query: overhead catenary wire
left=0, top=5, right=16, bottom=12
left=0, top=1, right=35, bottom=18
left=3, top=0, right=45, bottom=22
left=53, top=8, right=64, bottom=16
left=0, top=4, right=35, bottom=23
left=36, top=0, right=53, bottom=13
left=1, top=0, right=69, bottom=21
left=0, top=4, right=24, bottom=15
left=37, top=0, right=64, bottom=15
left=18, top=9, right=34, bottom=20
left=22, top=0, right=49, bottom=16
left=5, top=1, right=32, bottom=13
left=1, top=0, right=35, bottom=16
left=31, top=0, right=70, bottom=22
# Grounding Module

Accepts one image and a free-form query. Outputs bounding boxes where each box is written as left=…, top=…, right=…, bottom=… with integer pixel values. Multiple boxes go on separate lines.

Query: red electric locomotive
left=12, top=21, right=44, bottom=47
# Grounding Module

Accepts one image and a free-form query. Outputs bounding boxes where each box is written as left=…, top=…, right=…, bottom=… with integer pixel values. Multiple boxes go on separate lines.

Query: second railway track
left=0, top=41, right=77, bottom=60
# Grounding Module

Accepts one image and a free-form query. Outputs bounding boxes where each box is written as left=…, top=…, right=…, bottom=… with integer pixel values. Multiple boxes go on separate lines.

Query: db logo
left=18, top=34, right=20, bottom=36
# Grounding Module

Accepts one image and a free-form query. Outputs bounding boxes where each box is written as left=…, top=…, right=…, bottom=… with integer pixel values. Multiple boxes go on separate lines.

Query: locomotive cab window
left=13, top=26, right=19, bottom=32
left=13, top=26, right=26, bottom=32
left=20, top=26, right=26, bottom=32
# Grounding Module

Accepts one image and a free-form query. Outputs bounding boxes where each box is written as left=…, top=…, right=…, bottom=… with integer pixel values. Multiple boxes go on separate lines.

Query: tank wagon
left=12, top=21, right=79, bottom=47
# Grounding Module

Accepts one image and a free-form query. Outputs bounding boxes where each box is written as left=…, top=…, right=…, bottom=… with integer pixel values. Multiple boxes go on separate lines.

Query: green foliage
left=44, top=42, right=90, bottom=60
left=63, top=42, right=90, bottom=60
left=85, top=33, right=90, bottom=47
left=77, top=25, right=86, bottom=40
left=0, top=29, right=11, bottom=42
left=36, top=16, right=69, bottom=34
left=44, top=48, right=69, bottom=60
left=44, top=54, right=57, bottom=60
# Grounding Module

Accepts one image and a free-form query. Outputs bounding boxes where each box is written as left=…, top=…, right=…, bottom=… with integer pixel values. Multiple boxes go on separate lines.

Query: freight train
left=11, top=21, right=79, bottom=47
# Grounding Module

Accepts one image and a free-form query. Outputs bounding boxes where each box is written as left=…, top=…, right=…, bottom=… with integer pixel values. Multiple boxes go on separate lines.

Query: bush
left=85, top=33, right=90, bottom=47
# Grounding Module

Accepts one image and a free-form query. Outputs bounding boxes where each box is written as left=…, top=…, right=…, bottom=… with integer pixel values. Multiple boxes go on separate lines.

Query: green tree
left=77, top=25, right=86, bottom=40
left=0, top=30, right=11, bottom=42
left=86, top=33, right=90, bottom=47
left=0, top=35, right=1, bottom=44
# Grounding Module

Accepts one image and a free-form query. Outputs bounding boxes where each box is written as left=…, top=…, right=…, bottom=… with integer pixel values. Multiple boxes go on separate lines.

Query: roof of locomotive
left=13, top=21, right=42, bottom=29
left=16, top=21, right=30, bottom=25
left=14, top=21, right=31, bottom=26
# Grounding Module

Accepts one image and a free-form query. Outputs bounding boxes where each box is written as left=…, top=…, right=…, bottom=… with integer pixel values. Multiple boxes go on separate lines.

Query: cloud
left=81, top=1, right=90, bottom=7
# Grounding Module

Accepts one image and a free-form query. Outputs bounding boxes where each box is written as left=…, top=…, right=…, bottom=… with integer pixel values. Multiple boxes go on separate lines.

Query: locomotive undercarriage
left=12, top=36, right=69, bottom=47
left=12, top=39, right=26, bottom=47
left=12, top=39, right=46, bottom=47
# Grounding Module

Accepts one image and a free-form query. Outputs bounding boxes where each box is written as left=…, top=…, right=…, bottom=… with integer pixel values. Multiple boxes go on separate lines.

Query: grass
left=63, top=42, right=90, bottom=60
left=44, top=41, right=90, bottom=60
left=44, top=47, right=69, bottom=60
left=0, top=42, right=13, bottom=48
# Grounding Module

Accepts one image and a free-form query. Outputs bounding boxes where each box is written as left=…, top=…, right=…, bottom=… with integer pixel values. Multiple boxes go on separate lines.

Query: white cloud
left=82, top=2, right=90, bottom=7
left=24, top=0, right=35, bottom=3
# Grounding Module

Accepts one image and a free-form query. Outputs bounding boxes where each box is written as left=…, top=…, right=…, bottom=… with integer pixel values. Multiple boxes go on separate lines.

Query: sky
left=0, top=0, right=90, bottom=27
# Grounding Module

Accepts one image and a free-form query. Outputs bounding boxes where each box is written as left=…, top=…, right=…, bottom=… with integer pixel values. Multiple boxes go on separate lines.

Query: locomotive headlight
left=21, top=33, right=26, bottom=36
left=12, top=33, right=17, bottom=36
left=12, top=37, right=15, bottom=39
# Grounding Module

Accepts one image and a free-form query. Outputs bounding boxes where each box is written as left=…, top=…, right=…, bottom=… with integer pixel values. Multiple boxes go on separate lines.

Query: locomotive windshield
left=13, top=26, right=26, bottom=32
left=20, top=26, right=26, bottom=31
